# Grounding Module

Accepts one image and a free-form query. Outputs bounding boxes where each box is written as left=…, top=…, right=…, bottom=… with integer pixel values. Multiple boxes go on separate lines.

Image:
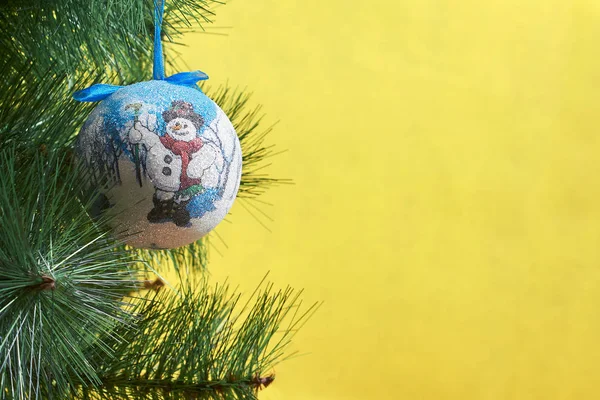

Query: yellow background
left=181, top=1, right=600, bottom=399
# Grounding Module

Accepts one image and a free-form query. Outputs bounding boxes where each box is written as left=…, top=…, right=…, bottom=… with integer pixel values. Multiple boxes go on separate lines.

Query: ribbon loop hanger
left=73, top=0, right=208, bottom=103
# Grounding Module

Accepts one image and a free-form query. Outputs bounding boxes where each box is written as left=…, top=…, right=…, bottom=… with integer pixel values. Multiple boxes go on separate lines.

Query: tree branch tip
left=143, top=277, right=165, bottom=291
left=38, top=275, right=55, bottom=291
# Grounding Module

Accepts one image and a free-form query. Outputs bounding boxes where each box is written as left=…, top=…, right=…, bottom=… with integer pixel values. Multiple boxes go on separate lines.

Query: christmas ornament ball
left=77, top=80, right=242, bottom=249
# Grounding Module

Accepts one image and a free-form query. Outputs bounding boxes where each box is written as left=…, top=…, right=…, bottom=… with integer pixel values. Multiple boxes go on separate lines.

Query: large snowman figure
left=129, top=100, right=222, bottom=227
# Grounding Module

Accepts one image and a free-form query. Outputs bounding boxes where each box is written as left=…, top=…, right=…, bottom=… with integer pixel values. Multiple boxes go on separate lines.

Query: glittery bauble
left=77, top=80, right=242, bottom=249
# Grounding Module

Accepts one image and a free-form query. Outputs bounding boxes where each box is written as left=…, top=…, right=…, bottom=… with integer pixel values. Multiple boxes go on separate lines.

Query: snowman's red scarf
left=160, top=135, right=203, bottom=190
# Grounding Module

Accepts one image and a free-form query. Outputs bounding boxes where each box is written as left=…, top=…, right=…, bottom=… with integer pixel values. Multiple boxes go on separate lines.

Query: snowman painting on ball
left=128, top=100, right=222, bottom=227
left=75, top=79, right=242, bottom=249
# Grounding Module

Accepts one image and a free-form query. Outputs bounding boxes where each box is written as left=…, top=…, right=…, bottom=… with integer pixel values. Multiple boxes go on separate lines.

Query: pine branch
left=0, top=64, right=99, bottom=150
left=0, top=0, right=219, bottom=80
left=74, top=276, right=319, bottom=399
left=0, top=148, right=143, bottom=398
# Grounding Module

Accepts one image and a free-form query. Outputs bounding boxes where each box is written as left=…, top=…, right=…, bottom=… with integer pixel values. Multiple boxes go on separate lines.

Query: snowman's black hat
left=162, top=100, right=203, bottom=130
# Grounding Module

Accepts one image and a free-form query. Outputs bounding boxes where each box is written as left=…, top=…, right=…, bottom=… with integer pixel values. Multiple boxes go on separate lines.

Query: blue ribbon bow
left=73, top=0, right=207, bottom=103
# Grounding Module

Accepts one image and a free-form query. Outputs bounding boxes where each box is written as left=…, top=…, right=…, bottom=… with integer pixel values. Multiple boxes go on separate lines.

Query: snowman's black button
left=162, top=167, right=172, bottom=176
left=164, top=155, right=172, bottom=163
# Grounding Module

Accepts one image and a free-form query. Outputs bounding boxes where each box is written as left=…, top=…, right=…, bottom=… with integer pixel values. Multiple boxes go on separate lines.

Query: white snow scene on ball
left=76, top=80, right=242, bottom=249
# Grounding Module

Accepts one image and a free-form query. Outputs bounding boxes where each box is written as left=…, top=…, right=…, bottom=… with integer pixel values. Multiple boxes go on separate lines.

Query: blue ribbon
left=153, top=0, right=165, bottom=80
left=73, top=71, right=209, bottom=102
left=73, top=0, right=208, bottom=103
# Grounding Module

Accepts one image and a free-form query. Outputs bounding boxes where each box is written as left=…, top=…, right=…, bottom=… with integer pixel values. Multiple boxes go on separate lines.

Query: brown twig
left=35, top=275, right=55, bottom=291
left=142, top=277, right=165, bottom=291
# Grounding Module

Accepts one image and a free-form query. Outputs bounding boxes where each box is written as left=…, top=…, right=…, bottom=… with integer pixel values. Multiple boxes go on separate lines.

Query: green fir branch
left=0, top=0, right=219, bottom=80
left=75, top=276, right=319, bottom=400
left=0, top=64, right=99, bottom=150
left=0, top=148, right=143, bottom=399
left=132, top=240, right=209, bottom=276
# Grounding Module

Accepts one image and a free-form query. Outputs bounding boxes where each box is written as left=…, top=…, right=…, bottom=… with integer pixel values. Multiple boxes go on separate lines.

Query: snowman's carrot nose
left=173, top=123, right=181, bottom=131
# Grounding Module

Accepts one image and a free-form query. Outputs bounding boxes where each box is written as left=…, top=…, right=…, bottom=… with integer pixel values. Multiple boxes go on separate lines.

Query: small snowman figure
left=129, top=100, right=212, bottom=227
